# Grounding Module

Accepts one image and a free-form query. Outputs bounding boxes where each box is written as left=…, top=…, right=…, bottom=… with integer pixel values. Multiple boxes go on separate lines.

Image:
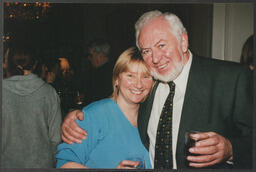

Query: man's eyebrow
left=154, top=39, right=164, bottom=47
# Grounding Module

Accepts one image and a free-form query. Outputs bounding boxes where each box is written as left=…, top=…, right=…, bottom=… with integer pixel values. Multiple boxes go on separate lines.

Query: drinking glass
left=184, top=130, right=201, bottom=166
left=75, top=91, right=82, bottom=105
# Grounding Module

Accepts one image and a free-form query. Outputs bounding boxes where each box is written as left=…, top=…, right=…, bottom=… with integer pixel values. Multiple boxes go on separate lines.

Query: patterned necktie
left=154, top=81, right=175, bottom=169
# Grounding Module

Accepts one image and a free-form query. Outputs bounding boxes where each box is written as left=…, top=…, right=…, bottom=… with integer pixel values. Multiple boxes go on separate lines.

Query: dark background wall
left=4, top=3, right=213, bottom=63
left=80, top=4, right=213, bottom=60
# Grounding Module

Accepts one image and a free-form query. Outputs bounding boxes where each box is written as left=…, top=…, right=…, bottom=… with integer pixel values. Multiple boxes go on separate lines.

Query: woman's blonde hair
left=111, top=47, right=151, bottom=101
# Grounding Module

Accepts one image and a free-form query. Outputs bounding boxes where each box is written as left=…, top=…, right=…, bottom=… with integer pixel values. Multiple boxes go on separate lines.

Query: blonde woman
left=56, top=47, right=153, bottom=169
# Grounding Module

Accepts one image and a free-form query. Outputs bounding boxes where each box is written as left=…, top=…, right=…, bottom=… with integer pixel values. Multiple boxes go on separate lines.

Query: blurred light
left=4, top=2, right=51, bottom=21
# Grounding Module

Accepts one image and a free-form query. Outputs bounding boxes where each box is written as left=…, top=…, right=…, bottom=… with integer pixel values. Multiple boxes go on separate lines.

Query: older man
left=79, top=39, right=113, bottom=104
left=61, top=10, right=252, bottom=169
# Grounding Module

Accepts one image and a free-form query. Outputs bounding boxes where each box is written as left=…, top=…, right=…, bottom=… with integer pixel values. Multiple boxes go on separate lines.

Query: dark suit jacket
left=138, top=55, right=253, bottom=169
left=84, top=61, right=113, bottom=104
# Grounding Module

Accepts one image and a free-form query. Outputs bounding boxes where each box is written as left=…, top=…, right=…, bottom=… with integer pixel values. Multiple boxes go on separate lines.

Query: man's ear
left=181, top=33, right=189, bottom=53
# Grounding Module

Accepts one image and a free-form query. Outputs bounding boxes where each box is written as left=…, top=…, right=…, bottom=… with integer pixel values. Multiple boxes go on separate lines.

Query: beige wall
left=212, top=3, right=254, bottom=62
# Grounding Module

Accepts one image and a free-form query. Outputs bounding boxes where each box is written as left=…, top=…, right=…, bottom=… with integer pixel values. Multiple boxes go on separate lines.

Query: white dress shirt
left=148, top=51, right=193, bottom=169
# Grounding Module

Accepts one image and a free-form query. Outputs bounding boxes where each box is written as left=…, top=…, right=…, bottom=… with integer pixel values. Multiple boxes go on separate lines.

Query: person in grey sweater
left=2, top=46, right=62, bottom=168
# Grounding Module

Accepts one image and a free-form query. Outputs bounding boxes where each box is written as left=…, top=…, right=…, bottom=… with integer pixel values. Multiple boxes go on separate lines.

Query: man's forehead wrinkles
left=140, top=39, right=162, bottom=50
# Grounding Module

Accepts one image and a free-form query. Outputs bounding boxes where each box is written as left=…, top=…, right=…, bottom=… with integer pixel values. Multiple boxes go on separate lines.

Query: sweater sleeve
left=56, top=105, right=107, bottom=168
left=47, top=87, right=62, bottom=165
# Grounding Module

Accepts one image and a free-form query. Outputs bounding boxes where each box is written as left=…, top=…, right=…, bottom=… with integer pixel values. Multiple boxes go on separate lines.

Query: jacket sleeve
left=227, top=67, right=253, bottom=168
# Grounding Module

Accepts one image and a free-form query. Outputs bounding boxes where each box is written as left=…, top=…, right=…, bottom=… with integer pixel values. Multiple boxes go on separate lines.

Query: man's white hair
left=135, top=10, right=187, bottom=50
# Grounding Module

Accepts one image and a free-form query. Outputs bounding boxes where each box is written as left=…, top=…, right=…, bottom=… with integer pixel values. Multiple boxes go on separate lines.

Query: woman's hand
left=116, top=160, right=140, bottom=169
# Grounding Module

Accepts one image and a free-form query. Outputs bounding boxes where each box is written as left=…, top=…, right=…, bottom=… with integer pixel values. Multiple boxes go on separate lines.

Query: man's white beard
left=151, top=54, right=185, bottom=83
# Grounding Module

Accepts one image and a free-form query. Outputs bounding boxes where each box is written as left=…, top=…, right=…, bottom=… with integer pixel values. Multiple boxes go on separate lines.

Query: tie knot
left=168, top=81, right=175, bottom=92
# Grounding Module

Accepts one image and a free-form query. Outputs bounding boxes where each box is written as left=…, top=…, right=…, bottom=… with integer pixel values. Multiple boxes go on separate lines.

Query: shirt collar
left=173, top=50, right=193, bottom=96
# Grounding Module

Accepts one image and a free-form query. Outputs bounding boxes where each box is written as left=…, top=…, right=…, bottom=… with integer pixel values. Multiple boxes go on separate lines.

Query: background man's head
left=240, top=35, right=254, bottom=70
left=135, top=10, right=189, bottom=82
left=87, top=39, right=111, bottom=68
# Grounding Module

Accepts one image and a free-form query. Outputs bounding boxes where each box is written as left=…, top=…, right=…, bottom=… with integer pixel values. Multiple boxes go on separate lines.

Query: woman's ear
left=114, top=79, right=119, bottom=88
left=181, top=33, right=189, bottom=53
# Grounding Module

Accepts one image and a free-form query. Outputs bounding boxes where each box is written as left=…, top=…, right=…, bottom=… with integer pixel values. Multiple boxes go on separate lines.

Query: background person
left=240, top=35, right=254, bottom=70
left=77, top=39, right=114, bottom=104
left=2, top=45, right=62, bottom=168
left=56, top=47, right=153, bottom=169
left=60, top=10, right=252, bottom=169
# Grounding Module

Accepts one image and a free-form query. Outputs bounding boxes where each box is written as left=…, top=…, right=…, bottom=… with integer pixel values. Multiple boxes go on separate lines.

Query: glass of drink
left=184, top=130, right=201, bottom=167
